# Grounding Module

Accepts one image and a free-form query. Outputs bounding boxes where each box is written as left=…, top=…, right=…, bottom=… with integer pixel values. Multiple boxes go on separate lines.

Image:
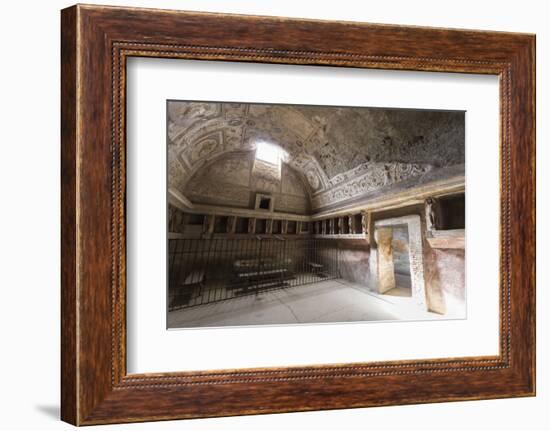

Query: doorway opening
left=372, top=215, right=426, bottom=308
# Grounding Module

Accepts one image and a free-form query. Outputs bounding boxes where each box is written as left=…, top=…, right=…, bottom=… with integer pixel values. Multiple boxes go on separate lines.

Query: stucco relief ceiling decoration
left=167, top=101, right=465, bottom=210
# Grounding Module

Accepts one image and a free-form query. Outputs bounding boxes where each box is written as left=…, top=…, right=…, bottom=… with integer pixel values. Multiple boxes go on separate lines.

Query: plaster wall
left=310, top=239, right=370, bottom=286
left=184, top=153, right=311, bottom=214
left=423, top=248, right=466, bottom=317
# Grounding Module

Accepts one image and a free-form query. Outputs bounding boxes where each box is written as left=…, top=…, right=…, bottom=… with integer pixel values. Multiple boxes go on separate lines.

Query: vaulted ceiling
left=167, top=101, right=464, bottom=211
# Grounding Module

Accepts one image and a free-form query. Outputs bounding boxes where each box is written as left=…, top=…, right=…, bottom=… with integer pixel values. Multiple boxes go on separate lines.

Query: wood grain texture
left=60, top=4, right=536, bottom=425
left=60, top=5, right=78, bottom=425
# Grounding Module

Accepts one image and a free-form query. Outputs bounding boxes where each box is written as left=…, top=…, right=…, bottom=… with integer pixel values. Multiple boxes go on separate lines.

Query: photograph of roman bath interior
left=167, top=100, right=465, bottom=329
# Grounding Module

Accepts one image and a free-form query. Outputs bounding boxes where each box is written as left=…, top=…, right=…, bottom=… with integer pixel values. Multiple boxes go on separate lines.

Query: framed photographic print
left=61, top=4, right=536, bottom=425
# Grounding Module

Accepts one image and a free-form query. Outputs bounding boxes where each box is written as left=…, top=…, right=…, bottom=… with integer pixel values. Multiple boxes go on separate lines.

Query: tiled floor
left=167, top=279, right=445, bottom=329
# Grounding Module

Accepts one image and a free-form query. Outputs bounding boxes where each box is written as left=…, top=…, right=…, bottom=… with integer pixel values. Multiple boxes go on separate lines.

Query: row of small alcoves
left=186, top=213, right=309, bottom=235
left=179, top=212, right=367, bottom=236
left=170, top=193, right=465, bottom=238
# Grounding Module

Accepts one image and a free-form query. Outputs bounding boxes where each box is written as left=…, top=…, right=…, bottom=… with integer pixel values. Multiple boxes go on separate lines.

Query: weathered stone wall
left=184, top=152, right=311, bottom=215
left=339, top=239, right=371, bottom=286
left=314, top=239, right=370, bottom=286
left=423, top=248, right=466, bottom=317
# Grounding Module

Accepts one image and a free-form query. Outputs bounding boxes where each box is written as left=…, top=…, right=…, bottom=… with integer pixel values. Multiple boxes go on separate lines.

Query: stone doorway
left=370, top=215, right=427, bottom=309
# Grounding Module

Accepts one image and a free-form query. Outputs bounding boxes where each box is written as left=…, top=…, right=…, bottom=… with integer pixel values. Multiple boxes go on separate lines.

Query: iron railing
left=168, top=237, right=340, bottom=311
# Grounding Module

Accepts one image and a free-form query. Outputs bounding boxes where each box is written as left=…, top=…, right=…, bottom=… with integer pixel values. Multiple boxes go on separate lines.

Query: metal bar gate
left=168, top=237, right=340, bottom=311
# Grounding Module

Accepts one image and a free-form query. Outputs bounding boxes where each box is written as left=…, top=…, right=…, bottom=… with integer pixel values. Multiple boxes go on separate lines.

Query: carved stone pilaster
left=168, top=205, right=188, bottom=234
left=425, top=197, right=442, bottom=235
left=227, top=216, right=237, bottom=234
left=248, top=218, right=256, bottom=234
left=203, top=214, right=215, bottom=235
left=361, top=212, right=368, bottom=236
left=348, top=214, right=355, bottom=234
left=281, top=220, right=288, bottom=235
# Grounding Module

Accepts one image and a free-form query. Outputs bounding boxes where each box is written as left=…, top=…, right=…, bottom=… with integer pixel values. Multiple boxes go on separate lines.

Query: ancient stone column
left=265, top=219, right=273, bottom=234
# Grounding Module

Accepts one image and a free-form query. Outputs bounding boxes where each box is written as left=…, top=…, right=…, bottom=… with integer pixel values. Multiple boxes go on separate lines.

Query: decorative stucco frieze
left=312, top=162, right=433, bottom=210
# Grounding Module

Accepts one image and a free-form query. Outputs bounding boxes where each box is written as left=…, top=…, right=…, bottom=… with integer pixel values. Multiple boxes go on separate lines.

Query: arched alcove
left=183, top=151, right=312, bottom=215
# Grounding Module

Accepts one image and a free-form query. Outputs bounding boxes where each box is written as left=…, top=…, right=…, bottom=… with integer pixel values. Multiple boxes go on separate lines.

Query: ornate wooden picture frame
left=61, top=4, right=535, bottom=425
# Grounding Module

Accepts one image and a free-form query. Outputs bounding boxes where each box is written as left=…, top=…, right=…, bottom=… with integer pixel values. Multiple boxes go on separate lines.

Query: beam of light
left=255, top=141, right=286, bottom=166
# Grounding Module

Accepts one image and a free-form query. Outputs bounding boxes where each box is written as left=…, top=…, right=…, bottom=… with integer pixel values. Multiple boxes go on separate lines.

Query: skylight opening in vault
left=255, top=141, right=286, bottom=166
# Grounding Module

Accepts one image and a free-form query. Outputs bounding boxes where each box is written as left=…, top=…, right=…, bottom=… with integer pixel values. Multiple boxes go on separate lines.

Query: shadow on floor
left=35, top=404, right=59, bottom=420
